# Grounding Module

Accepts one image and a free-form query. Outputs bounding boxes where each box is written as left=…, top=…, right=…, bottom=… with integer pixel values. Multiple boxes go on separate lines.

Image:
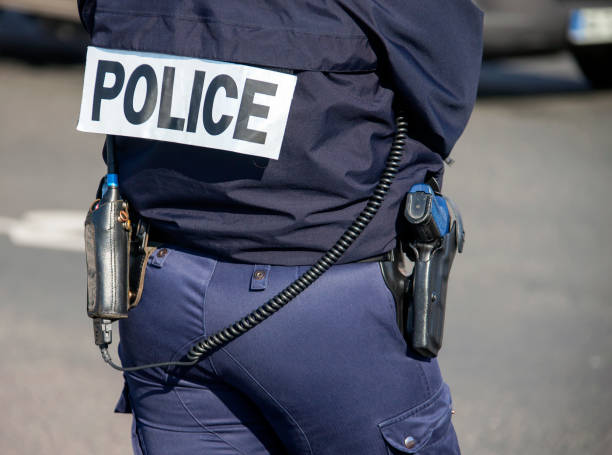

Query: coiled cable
left=185, top=112, right=407, bottom=361
left=100, top=113, right=407, bottom=371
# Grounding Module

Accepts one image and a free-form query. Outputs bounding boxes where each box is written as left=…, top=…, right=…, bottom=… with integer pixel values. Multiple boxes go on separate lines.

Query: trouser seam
left=417, top=362, right=431, bottom=397
left=202, top=258, right=221, bottom=377
left=134, top=421, right=149, bottom=455
left=172, top=386, right=248, bottom=455
left=220, top=347, right=314, bottom=455
left=127, top=388, right=147, bottom=455
left=374, top=264, right=432, bottom=396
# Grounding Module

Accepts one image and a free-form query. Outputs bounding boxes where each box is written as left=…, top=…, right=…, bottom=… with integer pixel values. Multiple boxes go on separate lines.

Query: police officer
left=78, top=1, right=483, bottom=453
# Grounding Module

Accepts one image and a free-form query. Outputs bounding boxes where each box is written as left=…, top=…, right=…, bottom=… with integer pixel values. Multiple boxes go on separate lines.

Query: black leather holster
left=380, top=194, right=464, bottom=358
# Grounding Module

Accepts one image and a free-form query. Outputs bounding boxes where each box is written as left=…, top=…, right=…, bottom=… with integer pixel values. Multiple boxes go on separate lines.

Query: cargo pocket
left=378, top=383, right=457, bottom=454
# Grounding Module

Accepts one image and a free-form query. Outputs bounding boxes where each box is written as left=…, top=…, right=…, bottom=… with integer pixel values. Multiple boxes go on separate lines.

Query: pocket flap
left=378, top=384, right=453, bottom=453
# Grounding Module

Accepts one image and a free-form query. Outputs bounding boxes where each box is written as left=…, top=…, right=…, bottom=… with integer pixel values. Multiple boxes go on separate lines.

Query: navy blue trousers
left=116, top=246, right=460, bottom=454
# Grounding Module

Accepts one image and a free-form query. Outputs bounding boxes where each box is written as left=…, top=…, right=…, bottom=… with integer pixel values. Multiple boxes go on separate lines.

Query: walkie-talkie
left=84, top=136, right=131, bottom=346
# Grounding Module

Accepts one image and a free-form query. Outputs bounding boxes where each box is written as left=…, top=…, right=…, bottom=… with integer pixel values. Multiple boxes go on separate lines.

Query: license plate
left=569, top=7, right=612, bottom=45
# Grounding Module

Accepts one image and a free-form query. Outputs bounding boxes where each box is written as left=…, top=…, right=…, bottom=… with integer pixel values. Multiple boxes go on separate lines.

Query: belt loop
left=250, top=265, right=271, bottom=291
left=149, top=247, right=170, bottom=268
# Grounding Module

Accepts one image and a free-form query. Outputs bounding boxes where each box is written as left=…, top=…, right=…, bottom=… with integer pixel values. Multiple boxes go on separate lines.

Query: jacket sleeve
left=346, top=0, right=484, bottom=157
left=77, top=0, right=96, bottom=35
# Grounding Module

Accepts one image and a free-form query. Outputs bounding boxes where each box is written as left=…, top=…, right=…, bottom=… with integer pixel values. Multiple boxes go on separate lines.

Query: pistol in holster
left=84, top=175, right=153, bottom=326
left=381, top=181, right=465, bottom=358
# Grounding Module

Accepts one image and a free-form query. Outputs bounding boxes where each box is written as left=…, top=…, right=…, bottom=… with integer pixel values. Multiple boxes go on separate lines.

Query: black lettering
left=186, top=71, right=206, bottom=133
left=92, top=60, right=125, bottom=121
left=233, top=79, right=278, bottom=144
left=203, top=75, right=238, bottom=136
left=157, top=66, right=185, bottom=131
left=123, top=64, right=158, bottom=125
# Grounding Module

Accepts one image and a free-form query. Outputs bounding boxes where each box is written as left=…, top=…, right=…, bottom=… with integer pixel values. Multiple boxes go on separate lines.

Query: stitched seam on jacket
left=94, top=8, right=369, bottom=40
left=220, top=347, right=314, bottom=455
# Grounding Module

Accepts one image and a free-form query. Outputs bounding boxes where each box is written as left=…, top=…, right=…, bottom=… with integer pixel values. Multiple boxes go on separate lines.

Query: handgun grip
left=404, top=184, right=449, bottom=242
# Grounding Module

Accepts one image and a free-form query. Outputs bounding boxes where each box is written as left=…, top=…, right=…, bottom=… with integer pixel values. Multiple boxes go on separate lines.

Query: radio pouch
left=85, top=178, right=156, bottom=319
left=85, top=178, right=131, bottom=320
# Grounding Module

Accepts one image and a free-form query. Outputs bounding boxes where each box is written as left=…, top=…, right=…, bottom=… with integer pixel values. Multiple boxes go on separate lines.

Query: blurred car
left=0, top=0, right=87, bottom=62
left=2, top=0, right=611, bottom=86
left=477, top=0, right=612, bottom=87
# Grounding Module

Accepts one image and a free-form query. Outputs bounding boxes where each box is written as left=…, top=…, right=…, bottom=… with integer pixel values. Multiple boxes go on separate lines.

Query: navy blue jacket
left=78, top=0, right=483, bottom=265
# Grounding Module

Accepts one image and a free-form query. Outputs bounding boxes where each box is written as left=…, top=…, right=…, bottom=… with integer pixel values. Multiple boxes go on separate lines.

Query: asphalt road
left=0, top=53, right=611, bottom=455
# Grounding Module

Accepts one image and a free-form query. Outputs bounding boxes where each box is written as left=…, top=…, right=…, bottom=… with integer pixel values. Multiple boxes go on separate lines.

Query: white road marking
left=0, top=210, right=85, bottom=252
left=0, top=216, right=17, bottom=235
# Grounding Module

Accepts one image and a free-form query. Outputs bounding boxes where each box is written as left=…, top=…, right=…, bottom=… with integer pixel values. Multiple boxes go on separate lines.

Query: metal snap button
left=157, top=248, right=168, bottom=258
left=404, top=436, right=416, bottom=449
left=253, top=270, right=266, bottom=280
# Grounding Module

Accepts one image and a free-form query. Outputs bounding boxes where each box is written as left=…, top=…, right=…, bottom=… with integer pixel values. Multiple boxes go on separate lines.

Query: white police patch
left=78, top=46, right=297, bottom=160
